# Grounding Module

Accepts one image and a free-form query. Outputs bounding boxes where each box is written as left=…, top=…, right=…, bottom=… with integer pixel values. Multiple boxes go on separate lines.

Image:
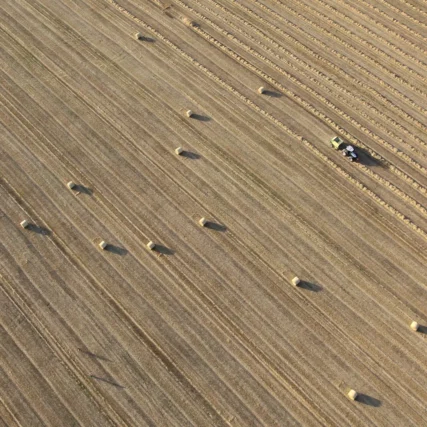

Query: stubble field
left=1, top=0, right=427, bottom=425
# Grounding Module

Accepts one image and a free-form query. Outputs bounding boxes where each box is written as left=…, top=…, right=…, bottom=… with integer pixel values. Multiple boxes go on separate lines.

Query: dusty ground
left=1, top=0, right=427, bottom=425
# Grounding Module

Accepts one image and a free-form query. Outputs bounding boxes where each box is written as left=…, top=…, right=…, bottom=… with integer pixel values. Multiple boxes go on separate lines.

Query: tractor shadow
left=190, top=113, right=211, bottom=122
left=74, top=185, right=93, bottom=195
left=264, top=90, right=282, bottom=98
left=298, top=281, right=322, bottom=292
left=356, top=147, right=385, bottom=168
left=27, top=224, right=51, bottom=236
left=105, top=244, right=128, bottom=256
left=181, top=150, right=201, bottom=160
left=356, top=393, right=382, bottom=407
left=154, top=244, right=174, bottom=256
left=205, top=221, right=227, bottom=232
left=90, top=375, right=125, bottom=389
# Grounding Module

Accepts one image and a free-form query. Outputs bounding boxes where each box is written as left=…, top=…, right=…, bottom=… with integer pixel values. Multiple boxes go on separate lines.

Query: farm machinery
left=330, top=136, right=358, bottom=162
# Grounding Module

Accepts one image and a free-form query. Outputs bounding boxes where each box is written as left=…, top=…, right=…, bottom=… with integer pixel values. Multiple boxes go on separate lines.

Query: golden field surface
left=1, top=0, right=427, bottom=425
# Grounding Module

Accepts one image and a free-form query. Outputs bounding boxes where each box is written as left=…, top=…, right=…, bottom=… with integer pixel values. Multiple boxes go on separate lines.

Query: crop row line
left=312, top=0, right=427, bottom=54
left=271, top=0, right=427, bottom=79
left=336, top=0, right=427, bottom=39
left=249, top=0, right=427, bottom=97
left=372, top=0, right=427, bottom=27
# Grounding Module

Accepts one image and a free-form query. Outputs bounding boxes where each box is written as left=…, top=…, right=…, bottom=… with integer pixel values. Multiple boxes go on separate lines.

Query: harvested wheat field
left=1, top=0, right=427, bottom=425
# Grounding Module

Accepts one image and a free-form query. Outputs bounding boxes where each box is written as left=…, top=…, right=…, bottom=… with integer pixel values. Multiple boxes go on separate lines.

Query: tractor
left=330, top=136, right=358, bottom=162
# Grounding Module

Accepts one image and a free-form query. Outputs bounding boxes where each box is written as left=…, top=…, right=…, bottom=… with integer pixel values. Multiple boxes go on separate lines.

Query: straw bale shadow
left=298, top=281, right=322, bottom=292
left=417, top=325, right=427, bottom=334
left=205, top=222, right=227, bottom=232
left=356, top=394, right=382, bottom=407
left=74, top=185, right=93, bottom=195
left=154, top=244, right=174, bottom=256
left=181, top=150, right=201, bottom=160
left=27, top=224, right=51, bottom=235
left=264, top=90, right=282, bottom=98
left=105, top=244, right=128, bottom=256
left=191, top=114, right=211, bottom=122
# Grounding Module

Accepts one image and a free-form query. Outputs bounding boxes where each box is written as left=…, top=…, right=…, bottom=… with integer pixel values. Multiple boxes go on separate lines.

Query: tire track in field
left=0, top=376, right=25, bottom=427
left=0, top=293, right=96, bottom=427
left=0, top=363, right=45, bottom=427
left=1, top=175, right=232, bottom=426
left=0, top=273, right=122, bottom=427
